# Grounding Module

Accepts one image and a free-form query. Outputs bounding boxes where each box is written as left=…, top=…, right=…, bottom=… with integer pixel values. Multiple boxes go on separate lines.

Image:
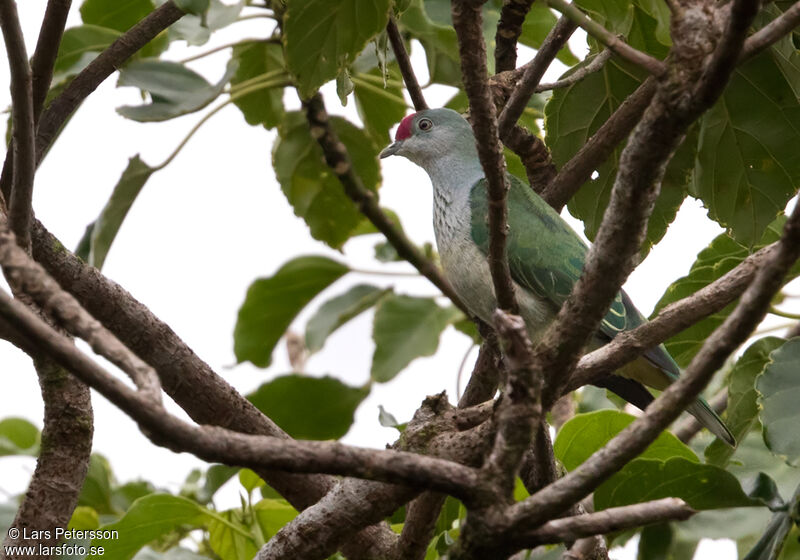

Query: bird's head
left=379, top=108, right=476, bottom=168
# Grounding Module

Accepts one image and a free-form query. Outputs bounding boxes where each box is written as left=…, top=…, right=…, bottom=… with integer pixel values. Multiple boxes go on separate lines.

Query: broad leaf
left=231, top=41, right=285, bottom=129
left=78, top=455, right=115, bottom=515
left=305, top=284, right=391, bottom=353
left=545, top=51, right=689, bottom=257
left=234, top=256, right=349, bottom=367
left=594, top=457, right=762, bottom=511
left=691, top=51, right=800, bottom=246
left=87, top=495, right=211, bottom=560
left=398, top=0, right=461, bottom=86
left=117, top=59, right=237, bottom=122
left=273, top=112, right=381, bottom=248
left=89, top=155, right=155, bottom=270
left=284, top=0, right=392, bottom=98
left=238, top=469, right=264, bottom=494
left=69, top=506, right=100, bottom=530
left=169, top=0, right=244, bottom=45
left=81, top=0, right=155, bottom=32
left=254, top=499, right=298, bottom=539
left=519, top=2, right=578, bottom=65
left=207, top=509, right=256, bottom=560
left=554, top=410, right=698, bottom=471
left=54, top=25, right=121, bottom=76
left=247, top=374, right=369, bottom=440
left=0, top=417, right=39, bottom=456
left=371, top=295, right=460, bottom=382
left=758, top=338, right=800, bottom=466
left=353, top=68, right=407, bottom=143
left=653, top=217, right=798, bottom=367
left=706, top=337, right=786, bottom=467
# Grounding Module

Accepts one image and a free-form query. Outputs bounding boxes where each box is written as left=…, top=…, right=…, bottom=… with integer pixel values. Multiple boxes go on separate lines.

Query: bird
left=379, top=107, right=735, bottom=446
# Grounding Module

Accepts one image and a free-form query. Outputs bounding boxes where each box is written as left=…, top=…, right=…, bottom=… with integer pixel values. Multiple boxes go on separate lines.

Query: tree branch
left=495, top=0, right=535, bottom=73
left=535, top=49, right=612, bottom=93
left=0, top=0, right=36, bottom=250
left=302, top=94, right=467, bottom=315
left=31, top=0, right=72, bottom=122
left=545, top=0, right=667, bottom=76
left=387, top=17, right=428, bottom=111
left=497, top=15, right=577, bottom=139
left=741, top=1, right=800, bottom=60
left=515, top=498, right=694, bottom=546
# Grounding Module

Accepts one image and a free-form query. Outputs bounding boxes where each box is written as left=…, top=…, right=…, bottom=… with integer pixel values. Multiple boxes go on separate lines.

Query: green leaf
left=575, top=0, right=635, bottom=35
left=206, top=509, right=256, bottom=560
left=78, top=455, right=115, bottom=515
left=89, top=155, right=155, bottom=271
left=519, top=2, right=578, bottom=65
left=117, top=59, right=237, bottom=122
left=273, top=112, right=381, bottom=248
left=652, top=217, right=798, bottom=367
left=231, top=41, right=285, bottom=129
left=743, top=511, right=795, bottom=560
left=173, top=0, right=210, bottom=15
left=247, top=374, right=369, bottom=440
left=398, top=0, right=460, bottom=86
left=546, top=53, right=688, bottom=256
left=169, top=0, right=244, bottom=45
left=758, top=338, right=800, bottom=466
left=81, top=0, right=155, bottom=33
left=234, top=256, right=349, bottom=367
left=238, top=469, right=264, bottom=494
left=87, top=495, right=211, bottom=560
left=595, top=457, right=761, bottom=511
left=305, top=284, right=391, bottom=353
left=54, top=25, right=121, bottom=76
left=706, top=337, right=786, bottom=467
left=690, top=51, right=800, bottom=246
left=0, top=417, right=39, bottom=456
left=353, top=68, right=408, bottom=143
left=284, top=0, right=392, bottom=98
left=553, top=410, right=698, bottom=471
left=254, top=499, right=298, bottom=539
left=112, top=481, right=157, bottom=513
left=69, top=506, right=100, bottom=530
left=371, top=295, right=461, bottom=382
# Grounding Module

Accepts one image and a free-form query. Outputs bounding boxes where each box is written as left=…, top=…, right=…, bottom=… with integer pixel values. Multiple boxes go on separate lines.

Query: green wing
left=469, top=175, right=636, bottom=339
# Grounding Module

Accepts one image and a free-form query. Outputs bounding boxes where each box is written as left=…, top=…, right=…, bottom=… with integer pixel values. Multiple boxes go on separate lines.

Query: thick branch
left=302, top=94, right=467, bottom=314
left=495, top=0, right=535, bottom=73
left=515, top=498, right=694, bottom=546
left=497, top=16, right=577, bottom=139
left=546, top=0, right=666, bottom=76
left=387, top=17, right=427, bottom=111
left=502, top=125, right=557, bottom=191
left=452, top=0, right=518, bottom=314
left=742, top=1, right=800, bottom=59
left=0, top=0, right=36, bottom=249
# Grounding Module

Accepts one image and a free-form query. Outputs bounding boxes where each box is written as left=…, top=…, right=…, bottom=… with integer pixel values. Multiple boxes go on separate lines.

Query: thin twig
left=0, top=0, right=36, bottom=249
left=387, top=17, right=428, bottom=111
left=546, top=0, right=666, bottom=76
left=497, top=16, right=577, bottom=139
left=302, top=93, right=467, bottom=314
left=495, top=0, right=535, bottom=73
left=31, top=0, right=72, bottom=122
left=535, top=49, right=613, bottom=93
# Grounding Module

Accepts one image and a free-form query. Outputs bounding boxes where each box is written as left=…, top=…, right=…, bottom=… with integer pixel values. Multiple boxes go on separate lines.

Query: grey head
left=379, top=108, right=478, bottom=173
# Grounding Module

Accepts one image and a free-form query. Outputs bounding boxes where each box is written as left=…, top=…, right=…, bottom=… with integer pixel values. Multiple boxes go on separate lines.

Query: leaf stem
left=349, top=267, right=420, bottom=277
left=768, top=306, right=800, bottom=320
left=178, top=39, right=274, bottom=64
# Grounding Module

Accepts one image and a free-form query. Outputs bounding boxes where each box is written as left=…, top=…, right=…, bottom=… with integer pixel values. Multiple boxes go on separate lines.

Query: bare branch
left=545, top=0, right=667, bottom=76
left=31, top=0, right=72, bottom=121
left=395, top=493, right=447, bottom=560
left=495, top=0, right=535, bottom=73
left=535, top=49, right=612, bottom=93
left=497, top=16, right=577, bottom=139
left=0, top=0, right=36, bottom=249
left=502, top=125, right=557, bottom=190
left=742, top=1, right=800, bottom=60
left=539, top=77, right=657, bottom=211
left=302, top=94, right=468, bottom=314
left=564, top=244, right=775, bottom=398
left=387, top=17, right=428, bottom=111
left=452, top=0, right=518, bottom=314
left=516, top=498, right=694, bottom=546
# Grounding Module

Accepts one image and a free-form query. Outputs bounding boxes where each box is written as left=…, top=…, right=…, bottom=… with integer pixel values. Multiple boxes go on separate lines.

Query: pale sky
left=0, top=4, right=788, bottom=559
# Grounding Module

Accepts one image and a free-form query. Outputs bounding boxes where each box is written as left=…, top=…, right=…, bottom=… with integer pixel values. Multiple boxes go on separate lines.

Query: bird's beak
left=380, top=140, right=403, bottom=159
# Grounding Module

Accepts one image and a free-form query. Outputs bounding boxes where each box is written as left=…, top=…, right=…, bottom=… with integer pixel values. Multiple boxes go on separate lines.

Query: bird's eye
left=418, top=118, right=433, bottom=131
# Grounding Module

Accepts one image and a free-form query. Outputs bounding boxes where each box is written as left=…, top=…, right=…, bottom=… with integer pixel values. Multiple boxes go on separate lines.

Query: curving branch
left=535, top=48, right=612, bottom=93
left=494, top=0, right=535, bottom=73
left=545, top=0, right=666, bottom=76
left=387, top=17, right=428, bottom=111
left=0, top=0, right=36, bottom=250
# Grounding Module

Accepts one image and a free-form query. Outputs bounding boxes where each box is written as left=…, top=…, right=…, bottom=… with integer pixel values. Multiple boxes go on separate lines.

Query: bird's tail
left=686, top=399, right=736, bottom=447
